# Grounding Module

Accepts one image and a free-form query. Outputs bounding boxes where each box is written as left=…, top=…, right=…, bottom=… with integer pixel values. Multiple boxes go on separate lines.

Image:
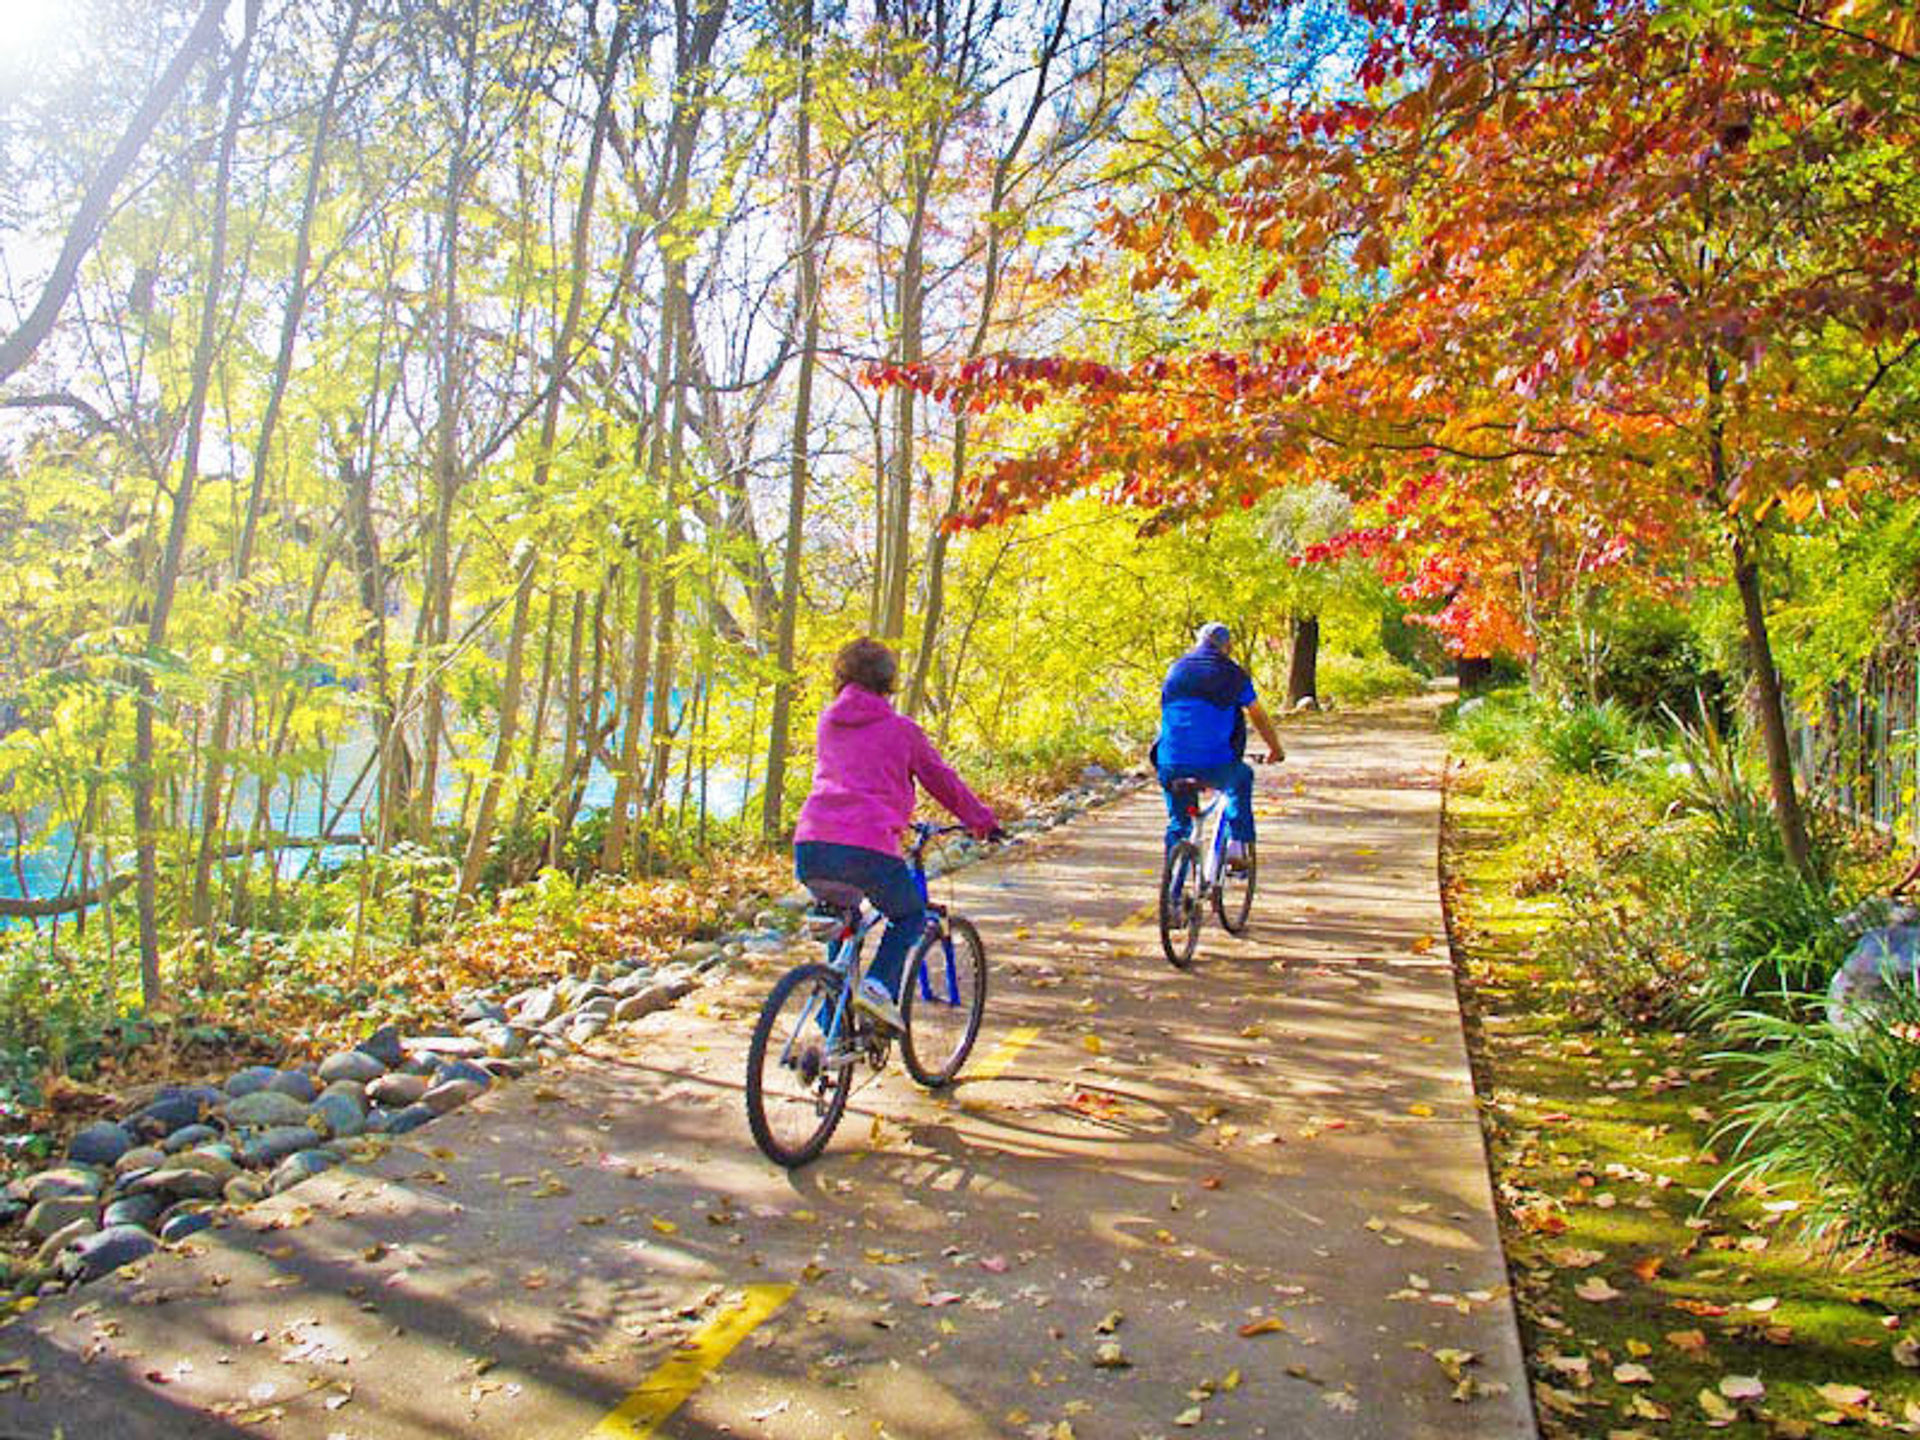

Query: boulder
left=515, top=987, right=559, bottom=1025
left=318, top=1050, right=387, bottom=1086
left=460, top=998, right=509, bottom=1026
left=566, top=1017, right=607, bottom=1046
left=69, top=1122, right=133, bottom=1169
left=434, top=1059, right=492, bottom=1089
left=130, top=1093, right=209, bottom=1140
left=674, top=940, right=724, bottom=965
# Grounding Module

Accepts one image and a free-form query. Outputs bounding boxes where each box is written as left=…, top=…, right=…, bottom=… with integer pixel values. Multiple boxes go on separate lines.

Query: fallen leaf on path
left=1173, top=1406, right=1203, bottom=1427
left=1614, top=1363, right=1654, bottom=1385
left=1697, top=1389, right=1737, bottom=1423
left=1081, top=1035, right=1103, bottom=1055
left=1575, top=1277, right=1621, bottom=1302
left=1238, top=1317, right=1287, bottom=1337
left=1667, top=1330, right=1709, bottom=1355
left=1092, top=1343, right=1130, bottom=1369
left=1719, top=1375, right=1765, bottom=1401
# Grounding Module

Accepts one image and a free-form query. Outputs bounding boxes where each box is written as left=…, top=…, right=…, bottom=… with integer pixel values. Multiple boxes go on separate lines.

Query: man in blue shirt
left=1155, top=622, right=1285, bottom=863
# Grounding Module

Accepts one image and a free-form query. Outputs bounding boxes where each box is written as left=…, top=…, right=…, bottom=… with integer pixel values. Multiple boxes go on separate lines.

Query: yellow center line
left=968, top=1025, right=1041, bottom=1083
left=587, top=1283, right=794, bottom=1439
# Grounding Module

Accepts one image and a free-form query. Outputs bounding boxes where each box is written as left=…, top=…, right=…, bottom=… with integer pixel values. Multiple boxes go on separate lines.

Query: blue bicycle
left=1158, top=779, right=1257, bottom=967
left=745, top=823, right=988, bottom=1167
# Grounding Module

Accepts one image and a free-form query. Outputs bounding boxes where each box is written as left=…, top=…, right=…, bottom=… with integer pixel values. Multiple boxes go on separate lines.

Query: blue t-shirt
left=1157, top=648, right=1256, bottom=770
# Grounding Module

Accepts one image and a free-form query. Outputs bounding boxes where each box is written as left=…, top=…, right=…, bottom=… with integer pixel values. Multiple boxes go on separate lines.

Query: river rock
left=515, top=987, right=558, bottom=1024
left=226, top=1065, right=280, bottom=1098
left=609, top=968, right=656, bottom=997
left=404, top=1035, right=486, bottom=1061
left=69, top=1122, right=133, bottom=1168
left=566, top=1016, right=607, bottom=1046
left=318, top=1050, right=387, bottom=1085
left=311, top=1092, right=365, bottom=1139
left=26, top=1195, right=98, bottom=1239
left=663, top=974, right=697, bottom=1001
left=422, top=1078, right=484, bottom=1114
left=240, top=1126, right=320, bottom=1169
left=161, top=1124, right=222, bottom=1154
left=103, top=1193, right=165, bottom=1230
left=385, top=1104, right=435, bottom=1135
left=130, top=1093, right=208, bottom=1140
left=160, top=1209, right=215, bottom=1243
left=269, top=1150, right=338, bottom=1194
left=114, top=1146, right=168, bottom=1178
left=224, top=1175, right=267, bottom=1206
left=265, top=1070, right=318, bottom=1103
left=366, top=1072, right=429, bottom=1108
left=172, top=1150, right=241, bottom=1186
left=130, top=1167, right=224, bottom=1201
left=434, top=1059, right=492, bottom=1089
left=460, top=998, right=509, bottom=1025
left=34, top=1216, right=96, bottom=1266
left=357, top=1024, right=405, bottom=1069
left=26, top=1166, right=103, bottom=1202
left=223, top=1090, right=312, bottom=1129
left=69, top=1225, right=157, bottom=1281
left=674, top=940, right=723, bottom=965
left=574, top=995, right=616, bottom=1020
left=616, top=987, right=672, bottom=1022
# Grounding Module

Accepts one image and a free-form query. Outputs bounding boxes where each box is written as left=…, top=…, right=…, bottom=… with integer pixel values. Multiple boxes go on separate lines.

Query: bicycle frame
left=1180, top=787, right=1231, bottom=892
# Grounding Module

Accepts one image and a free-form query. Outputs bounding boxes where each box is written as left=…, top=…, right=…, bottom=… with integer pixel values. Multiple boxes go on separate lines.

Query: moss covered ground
left=1445, top=772, right=1920, bottom=1438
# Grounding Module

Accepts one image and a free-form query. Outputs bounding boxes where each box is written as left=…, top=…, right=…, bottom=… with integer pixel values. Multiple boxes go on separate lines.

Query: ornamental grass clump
left=1715, top=976, right=1920, bottom=1248
left=1539, top=698, right=1644, bottom=777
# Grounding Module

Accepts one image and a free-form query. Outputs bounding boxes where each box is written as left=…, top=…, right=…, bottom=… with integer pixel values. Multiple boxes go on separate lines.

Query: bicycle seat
left=803, top=880, right=865, bottom=916
left=1168, top=777, right=1208, bottom=796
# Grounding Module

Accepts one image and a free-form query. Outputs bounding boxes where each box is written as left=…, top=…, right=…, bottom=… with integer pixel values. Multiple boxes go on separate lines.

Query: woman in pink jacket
left=794, top=637, right=1001, bottom=1031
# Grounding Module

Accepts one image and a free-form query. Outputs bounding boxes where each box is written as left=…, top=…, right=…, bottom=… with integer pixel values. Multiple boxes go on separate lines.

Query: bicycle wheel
left=745, top=963, right=853, bottom=1167
left=1158, top=841, right=1202, bottom=969
left=900, top=916, right=988, bottom=1088
left=1215, top=836, right=1256, bottom=934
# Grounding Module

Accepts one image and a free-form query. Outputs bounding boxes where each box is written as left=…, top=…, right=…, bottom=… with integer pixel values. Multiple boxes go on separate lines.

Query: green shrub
left=1444, top=686, right=1538, bottom=762
left=1539, top=589, right=1725, bottom=721
left=1539, top=698, right=1644, bottom=776
left=1318, top=650, right=1426, bottom=707
left=1715, top=980, right=1920, bottom=1246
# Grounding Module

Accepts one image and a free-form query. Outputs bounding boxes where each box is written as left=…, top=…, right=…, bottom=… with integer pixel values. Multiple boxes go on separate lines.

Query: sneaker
left=852, top=977, right=904, bottom=1032
left=1225, top=840, right=1250, bottom=874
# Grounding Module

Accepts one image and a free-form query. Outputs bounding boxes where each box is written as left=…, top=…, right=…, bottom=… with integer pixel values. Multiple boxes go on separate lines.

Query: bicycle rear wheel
left=1158, top=841, right=1202, bottom=968
left=1215, top=836, right=1257, bottom=934
left=745, top=963, right=853, bottom=1167
left=901, top=916, right=987, bottom=1088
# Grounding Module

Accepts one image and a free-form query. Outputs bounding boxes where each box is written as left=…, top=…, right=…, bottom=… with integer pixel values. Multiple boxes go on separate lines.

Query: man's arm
left=1246, top=701, right=1286, bottom=763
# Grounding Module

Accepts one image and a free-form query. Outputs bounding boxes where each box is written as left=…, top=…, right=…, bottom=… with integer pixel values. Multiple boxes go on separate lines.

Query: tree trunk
left=458, top=4, right=632, bottom=899
left=131, top=0, right=257, bottom=1008
left=1732, top=536, right=1814, bottom=878
left=191, top=0, right=363, bottom=936
left=1287, top=615, right=1320, bottom=705
left=762, top=0, right=820, bottom=841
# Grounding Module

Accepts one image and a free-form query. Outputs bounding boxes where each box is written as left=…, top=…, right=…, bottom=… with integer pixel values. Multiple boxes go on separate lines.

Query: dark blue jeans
left=1157, top=760, right=1255, bottom=852
left=794, top=841, right=924, bottom=998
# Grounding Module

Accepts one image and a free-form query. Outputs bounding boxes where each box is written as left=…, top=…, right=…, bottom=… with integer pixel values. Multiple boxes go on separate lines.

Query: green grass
left=1446, top=778, right=1920, bottom=1439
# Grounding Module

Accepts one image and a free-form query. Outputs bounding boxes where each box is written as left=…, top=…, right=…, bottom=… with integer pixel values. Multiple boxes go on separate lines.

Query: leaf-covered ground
left=1444, top=772, right=1920, bottom=1438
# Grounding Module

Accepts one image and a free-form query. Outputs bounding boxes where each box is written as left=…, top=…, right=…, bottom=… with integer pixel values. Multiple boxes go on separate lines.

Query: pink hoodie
left=794, top=686, right=996, bottom=856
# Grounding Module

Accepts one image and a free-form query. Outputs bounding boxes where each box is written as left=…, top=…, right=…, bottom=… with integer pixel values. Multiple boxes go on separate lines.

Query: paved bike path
left=0, top=697, right=1536, bottom=1439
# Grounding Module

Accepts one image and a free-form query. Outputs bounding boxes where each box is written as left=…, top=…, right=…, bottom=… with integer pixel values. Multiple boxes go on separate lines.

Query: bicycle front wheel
left=1215, top=836, right=1257, bottom=935
left=745, top=963, right=853, bottom=1167
left=1159, top=841, right=1202, bottom=969
left=901, top=916, right=988, bottom=1088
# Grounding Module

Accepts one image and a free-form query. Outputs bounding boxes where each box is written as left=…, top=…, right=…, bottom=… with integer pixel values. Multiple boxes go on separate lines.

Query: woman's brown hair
left=833, top=637, right=898, bottom=695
